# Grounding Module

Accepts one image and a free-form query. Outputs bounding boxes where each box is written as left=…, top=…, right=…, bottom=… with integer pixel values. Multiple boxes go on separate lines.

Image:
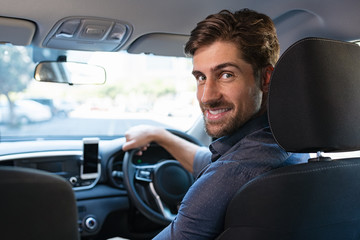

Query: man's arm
left=122, top=125, right=200, bottom=173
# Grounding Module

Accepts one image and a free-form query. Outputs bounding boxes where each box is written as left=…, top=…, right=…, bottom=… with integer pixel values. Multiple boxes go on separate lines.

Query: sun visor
left=127, top=33, right=190, bottom=57
left=43, top=17, right=132, bottom=51
left=0, top=17, right=36, bottom=45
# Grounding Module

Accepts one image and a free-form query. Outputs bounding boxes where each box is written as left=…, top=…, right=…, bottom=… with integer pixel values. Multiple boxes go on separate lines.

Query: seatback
left=217, top=38, right=360, bottom=240
left=0, top=167, right=80, bottom=240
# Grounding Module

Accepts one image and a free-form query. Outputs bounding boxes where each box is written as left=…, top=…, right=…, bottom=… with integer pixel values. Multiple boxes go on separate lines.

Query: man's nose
left=200, top=79, right=221, bottom=104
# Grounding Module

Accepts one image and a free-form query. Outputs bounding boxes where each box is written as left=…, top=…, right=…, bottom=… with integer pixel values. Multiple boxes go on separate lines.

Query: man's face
left=192, top=41, right=264, bottom=138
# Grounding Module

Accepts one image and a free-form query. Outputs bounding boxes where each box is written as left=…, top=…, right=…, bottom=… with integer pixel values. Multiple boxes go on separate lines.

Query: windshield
left=0, top=45, right=200, bottom=141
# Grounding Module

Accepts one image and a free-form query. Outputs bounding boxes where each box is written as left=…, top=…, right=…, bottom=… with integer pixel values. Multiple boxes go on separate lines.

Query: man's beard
left=201, top=100, right=242, bottom=138
left=203, top=113, right=244, bottom=138
left=201, top=89, right=263, bottom=138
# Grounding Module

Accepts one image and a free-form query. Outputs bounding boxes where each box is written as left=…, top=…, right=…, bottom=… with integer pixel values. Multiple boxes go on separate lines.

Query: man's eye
left=221, top=73, right=233, bottom=79
left=197, top=75, right=206, bottom=82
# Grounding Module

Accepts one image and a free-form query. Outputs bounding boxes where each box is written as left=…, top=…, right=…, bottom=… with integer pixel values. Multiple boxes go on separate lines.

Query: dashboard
left=0, top=137, right=177, bottom=239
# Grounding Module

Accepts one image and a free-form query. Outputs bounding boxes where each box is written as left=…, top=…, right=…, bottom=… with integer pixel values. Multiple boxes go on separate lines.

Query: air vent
left=107, top=153, right=125, bottom=189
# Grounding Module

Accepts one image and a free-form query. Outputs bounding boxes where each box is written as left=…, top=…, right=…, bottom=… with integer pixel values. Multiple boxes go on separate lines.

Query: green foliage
left=0, top=45, right=35, bottom=96
left=0, top=45, right=35, bottom=126
left=98, top=78, right=176, bottom=99
left=97, top=83, right=125, bottom=99
left=138, top=78, right=176, bottom=96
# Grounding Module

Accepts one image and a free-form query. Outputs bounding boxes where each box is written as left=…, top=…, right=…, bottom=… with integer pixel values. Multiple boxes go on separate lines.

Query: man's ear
left=261, top=65, right=274, bottom=92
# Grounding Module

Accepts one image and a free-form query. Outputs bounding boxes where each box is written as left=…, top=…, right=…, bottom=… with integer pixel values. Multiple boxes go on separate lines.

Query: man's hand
left=122, top=124, right=199, bottom=172
left=122, top=125, right=164, bottom=155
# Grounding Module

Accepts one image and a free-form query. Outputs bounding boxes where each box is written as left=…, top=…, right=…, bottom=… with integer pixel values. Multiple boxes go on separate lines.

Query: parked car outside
left=26, top=98, right=74, bottom=118
left=0, top=99, right=52, bottom=125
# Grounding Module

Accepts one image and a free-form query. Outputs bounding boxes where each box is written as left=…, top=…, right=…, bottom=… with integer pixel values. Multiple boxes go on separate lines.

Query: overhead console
left=43, top=17, right=132, bottom=51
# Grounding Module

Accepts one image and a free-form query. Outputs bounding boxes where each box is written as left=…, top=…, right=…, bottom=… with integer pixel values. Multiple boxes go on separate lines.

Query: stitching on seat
left=243, top=162, right=360, bottom=188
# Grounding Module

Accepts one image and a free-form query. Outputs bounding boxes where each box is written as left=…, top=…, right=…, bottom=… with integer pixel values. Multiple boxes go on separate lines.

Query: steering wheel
left=122, top=130, right=202, bottom=226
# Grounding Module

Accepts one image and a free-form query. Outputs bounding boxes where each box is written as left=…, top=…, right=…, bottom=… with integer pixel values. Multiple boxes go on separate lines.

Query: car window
left=0, top=45, right=200, bottom=141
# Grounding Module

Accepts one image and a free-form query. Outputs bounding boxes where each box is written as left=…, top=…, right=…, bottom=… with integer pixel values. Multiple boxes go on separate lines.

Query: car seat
left=0, top=167, right=79, bottom=240
left=217, top=37, right=360, bottom=240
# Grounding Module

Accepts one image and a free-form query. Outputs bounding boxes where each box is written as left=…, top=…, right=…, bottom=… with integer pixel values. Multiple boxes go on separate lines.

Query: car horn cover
left=153, top=161, right=193, bottom=206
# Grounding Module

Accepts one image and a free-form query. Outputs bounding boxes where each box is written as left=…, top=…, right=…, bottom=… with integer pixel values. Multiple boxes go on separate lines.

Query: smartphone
left=80, top=138, right=100, bottom=180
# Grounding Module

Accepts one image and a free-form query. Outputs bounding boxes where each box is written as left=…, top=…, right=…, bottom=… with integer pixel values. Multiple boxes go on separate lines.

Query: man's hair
left=184, top=9, right=280, bottom=75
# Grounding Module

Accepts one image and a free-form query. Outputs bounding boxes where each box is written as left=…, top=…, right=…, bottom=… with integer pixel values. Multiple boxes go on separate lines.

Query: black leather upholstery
left=0, top=167, right=79, bottom=240
left=219, top=158, right=360, bottom=240
left=268, top=38, right=360, bottom=152
left=217, top=38, right=360, bottom=240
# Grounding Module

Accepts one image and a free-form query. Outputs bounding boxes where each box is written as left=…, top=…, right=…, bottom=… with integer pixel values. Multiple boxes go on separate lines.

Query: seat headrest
left=268, top=37, right=360, bottom=153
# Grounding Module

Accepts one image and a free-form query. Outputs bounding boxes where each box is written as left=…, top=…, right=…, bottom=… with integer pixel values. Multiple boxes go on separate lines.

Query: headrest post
left=308, top=151, right=332, bottom=162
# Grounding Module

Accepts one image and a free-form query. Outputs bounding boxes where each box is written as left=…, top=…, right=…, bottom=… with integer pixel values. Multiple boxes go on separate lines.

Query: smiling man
left=192, top=40, right=268, bottom=138
left=123, top=9, right=308, bottom=239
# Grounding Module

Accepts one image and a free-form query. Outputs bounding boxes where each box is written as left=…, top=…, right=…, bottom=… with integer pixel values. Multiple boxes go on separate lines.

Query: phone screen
left=81, top=138, right=99, bottom=179
left=83, top=141, right=98, bottom=173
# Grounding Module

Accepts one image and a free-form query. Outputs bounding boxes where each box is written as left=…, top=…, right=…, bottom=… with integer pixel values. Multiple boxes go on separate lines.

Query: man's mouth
left=205, top=108, right=231, bottom=120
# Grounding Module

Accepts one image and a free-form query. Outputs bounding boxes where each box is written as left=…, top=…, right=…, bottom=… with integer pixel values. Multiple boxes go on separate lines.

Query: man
left=123, top=9, right=308, bottom=239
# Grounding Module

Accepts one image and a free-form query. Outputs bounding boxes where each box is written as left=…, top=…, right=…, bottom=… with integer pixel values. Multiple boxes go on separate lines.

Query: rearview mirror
left=34, top=61, right=106, bottom=85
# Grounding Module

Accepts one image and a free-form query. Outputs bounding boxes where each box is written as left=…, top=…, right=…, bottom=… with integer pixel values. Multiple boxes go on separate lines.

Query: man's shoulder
left=234, top=126, right=278, bottom=153
left=219, top=126, right=296, bottom=166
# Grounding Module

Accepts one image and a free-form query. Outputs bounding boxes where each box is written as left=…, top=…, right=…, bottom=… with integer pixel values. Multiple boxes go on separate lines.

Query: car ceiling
left=1, top=0, right=360, bottom=56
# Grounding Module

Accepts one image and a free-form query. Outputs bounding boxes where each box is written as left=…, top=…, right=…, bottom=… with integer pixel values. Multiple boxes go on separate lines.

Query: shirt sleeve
left=153, top=126, right=306, bottom=239
left=192, top=146, right=211, bottom=178
left=154, top=160, right=245, bottom=240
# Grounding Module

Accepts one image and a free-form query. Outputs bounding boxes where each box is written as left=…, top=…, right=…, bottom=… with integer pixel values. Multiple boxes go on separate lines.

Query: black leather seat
left=0, top=167, right=80, bottom=240
left=217, top=38, right=360, bottom=240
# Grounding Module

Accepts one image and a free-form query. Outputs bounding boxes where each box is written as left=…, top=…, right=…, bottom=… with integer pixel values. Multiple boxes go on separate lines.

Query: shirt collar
left=209, top=113, right=269, bottom=162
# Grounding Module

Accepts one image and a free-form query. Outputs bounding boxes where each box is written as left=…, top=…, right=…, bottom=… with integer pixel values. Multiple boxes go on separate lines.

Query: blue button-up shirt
left=154, top=114, right=308, bottom=239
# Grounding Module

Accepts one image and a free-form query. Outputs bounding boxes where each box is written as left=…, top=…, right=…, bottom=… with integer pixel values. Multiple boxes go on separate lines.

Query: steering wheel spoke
left=135, top=165, right=156, bottom=182
left=149, top=182, right=176, bottom=221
